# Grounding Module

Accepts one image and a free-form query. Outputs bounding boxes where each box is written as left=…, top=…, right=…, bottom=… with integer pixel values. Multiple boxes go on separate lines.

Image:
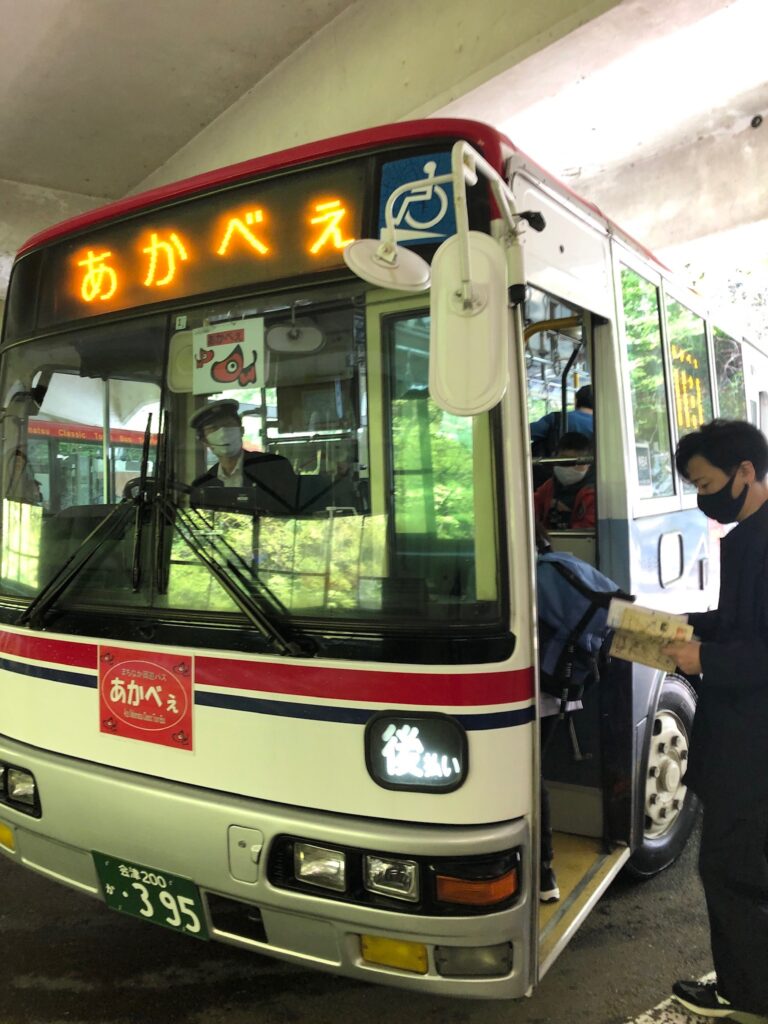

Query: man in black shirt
left=664, top=419, right=768, bottom=1019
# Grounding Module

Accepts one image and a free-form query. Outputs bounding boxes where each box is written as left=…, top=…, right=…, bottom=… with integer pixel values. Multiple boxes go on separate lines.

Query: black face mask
left=697, top=472, right=749, bottom=524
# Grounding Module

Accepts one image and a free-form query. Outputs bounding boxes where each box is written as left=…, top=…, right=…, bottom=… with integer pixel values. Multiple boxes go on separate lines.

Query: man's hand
left=662, top=639, right=702, bottom=675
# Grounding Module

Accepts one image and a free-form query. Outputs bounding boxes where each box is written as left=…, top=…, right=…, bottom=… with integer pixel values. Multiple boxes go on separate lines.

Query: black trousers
left=698, top=798, right=768, bottom=1014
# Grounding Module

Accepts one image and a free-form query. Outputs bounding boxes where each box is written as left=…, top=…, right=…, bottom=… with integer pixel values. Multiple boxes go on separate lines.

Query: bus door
left=523, top=286, right=632, bottom=974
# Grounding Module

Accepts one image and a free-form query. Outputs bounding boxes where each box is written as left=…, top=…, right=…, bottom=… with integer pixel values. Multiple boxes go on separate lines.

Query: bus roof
left=18, top=119, right=510, bottom=256
left=17, top=116, right=668, bottom=277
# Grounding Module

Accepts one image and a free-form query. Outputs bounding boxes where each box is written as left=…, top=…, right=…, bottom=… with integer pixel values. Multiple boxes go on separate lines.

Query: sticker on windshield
left=192, top=318, right=266, bottom=396
left=378, top=153, right=455, bottom=245
left=99, top=646, right=193, bottom=751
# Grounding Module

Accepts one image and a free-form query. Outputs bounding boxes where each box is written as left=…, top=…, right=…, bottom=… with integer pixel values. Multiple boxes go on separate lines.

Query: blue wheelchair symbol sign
left=378, top=153, right=455, bottom=246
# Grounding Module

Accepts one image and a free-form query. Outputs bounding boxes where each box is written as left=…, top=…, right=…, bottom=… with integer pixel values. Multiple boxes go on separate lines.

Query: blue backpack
left=536, top=551, right=631, bottom=707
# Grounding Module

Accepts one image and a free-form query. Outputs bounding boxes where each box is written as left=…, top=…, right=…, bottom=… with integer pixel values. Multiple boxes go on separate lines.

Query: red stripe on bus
left=195, top=658, right=534, bottom=707
left=0, top=629, right=533, bottom=706
left=0, top=631, right=97, bottom=670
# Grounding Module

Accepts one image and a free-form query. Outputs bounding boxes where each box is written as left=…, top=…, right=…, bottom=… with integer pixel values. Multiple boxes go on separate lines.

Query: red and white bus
left=0, top=118, right=761, bottom=997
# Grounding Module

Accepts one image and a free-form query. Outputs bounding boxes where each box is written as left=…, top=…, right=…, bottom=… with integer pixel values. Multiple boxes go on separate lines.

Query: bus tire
left=625, top=674, right=699, bottom=880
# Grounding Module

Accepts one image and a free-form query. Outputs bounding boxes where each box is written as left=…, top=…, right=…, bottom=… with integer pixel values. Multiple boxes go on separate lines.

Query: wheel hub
left=644, top=709, right=689, bottom=838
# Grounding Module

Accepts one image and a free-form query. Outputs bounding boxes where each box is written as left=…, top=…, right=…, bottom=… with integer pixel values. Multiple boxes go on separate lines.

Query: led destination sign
left=38, top=162, right=366, bottom=327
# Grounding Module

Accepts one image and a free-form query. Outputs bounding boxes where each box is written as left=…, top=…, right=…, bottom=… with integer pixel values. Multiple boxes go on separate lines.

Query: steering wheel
left=122, top=478, right=156, bottom=501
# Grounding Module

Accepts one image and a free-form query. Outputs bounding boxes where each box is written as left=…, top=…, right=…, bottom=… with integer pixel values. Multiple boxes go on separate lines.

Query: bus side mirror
left=428, top=231, right=509, bottom=416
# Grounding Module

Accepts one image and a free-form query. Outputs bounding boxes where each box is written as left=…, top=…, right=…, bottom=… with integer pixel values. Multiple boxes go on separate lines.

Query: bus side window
left=666, top=299, right=713, bottom=494
left=620, top=268, right=675, bottom=499
left=713, top=329, right=747, bottom=421
left=666, top=300, right=713, bottom=434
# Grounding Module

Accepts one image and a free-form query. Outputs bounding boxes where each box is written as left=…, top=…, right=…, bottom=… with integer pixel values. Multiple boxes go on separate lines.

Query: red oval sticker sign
left=99, top=646, right=193, bottom=751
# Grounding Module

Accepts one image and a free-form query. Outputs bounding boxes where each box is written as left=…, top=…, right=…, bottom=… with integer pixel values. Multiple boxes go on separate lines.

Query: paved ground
left=0, top=818, right=716, bottom=1024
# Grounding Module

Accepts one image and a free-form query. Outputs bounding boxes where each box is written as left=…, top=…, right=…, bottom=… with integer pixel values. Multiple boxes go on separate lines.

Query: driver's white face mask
left=205, top=426, right=242, bottom=457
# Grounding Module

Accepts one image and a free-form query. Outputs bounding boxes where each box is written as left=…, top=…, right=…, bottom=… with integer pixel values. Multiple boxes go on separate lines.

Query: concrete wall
left=136, top=0, right=622, bottom=190
left=0, top=178, right=102, bottom=312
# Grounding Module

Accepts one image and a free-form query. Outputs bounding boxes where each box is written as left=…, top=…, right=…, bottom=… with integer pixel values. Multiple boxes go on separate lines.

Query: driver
left=189, top=400, right=297, bottom=512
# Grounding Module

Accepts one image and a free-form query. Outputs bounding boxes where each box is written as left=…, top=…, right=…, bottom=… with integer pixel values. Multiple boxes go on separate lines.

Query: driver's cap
left=189, top=399, right=240, bottom=433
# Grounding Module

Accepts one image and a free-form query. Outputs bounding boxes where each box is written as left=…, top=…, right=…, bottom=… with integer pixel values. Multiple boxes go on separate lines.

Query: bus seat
left=295, top=472, right=334, bottom=514
left=547, top=530, right=596, bottom=566
left=382, top=576, right=428, bottom=614
left=39, top=504, right=128, bottom=588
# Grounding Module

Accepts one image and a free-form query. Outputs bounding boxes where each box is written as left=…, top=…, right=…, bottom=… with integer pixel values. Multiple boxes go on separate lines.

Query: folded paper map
left=606, top=598, right=694, bottom=672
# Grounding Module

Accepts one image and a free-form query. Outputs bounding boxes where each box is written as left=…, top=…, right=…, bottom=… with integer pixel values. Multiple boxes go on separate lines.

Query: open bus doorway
left=523, top=288, right=625, bottom=972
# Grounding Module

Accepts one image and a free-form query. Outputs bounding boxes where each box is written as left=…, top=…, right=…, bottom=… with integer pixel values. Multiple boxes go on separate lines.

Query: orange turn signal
left=436, top=867, right=518, bottom=906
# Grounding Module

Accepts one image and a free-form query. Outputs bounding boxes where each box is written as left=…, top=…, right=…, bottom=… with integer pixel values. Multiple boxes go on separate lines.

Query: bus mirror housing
left=428, top=231, right=508, bottom=416
left=343, top=233, right=431, bottom=292
left=267, top=321, right=324, bottom=352
left=267, top=301, right=326, bottom=352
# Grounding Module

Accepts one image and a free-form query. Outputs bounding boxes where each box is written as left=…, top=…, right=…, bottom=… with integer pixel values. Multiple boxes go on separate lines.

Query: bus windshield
left=0, top=285, right=503, bottom=638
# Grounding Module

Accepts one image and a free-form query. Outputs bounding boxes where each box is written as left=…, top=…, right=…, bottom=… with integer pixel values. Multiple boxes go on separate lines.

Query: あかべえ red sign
left=99, top=647, right=193, bottom=751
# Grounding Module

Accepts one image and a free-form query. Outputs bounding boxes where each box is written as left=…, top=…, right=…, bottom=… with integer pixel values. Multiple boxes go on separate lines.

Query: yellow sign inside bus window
left=40, top=163, right=366, bottom=327
left=671, top=343, right=707, bottom=431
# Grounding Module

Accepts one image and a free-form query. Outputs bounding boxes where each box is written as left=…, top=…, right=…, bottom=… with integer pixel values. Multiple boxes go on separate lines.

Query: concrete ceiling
left=440, top=0, right=768, bottom=248
left=0, top=0, right=358, bottom=199
left=2, top=0, right=765, bottom=336
left=437, top=0, right=768, bottom=337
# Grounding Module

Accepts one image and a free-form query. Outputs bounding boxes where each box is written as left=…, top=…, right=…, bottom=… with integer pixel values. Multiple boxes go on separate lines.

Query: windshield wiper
left=130, top=413, right=154, bottom=591
left=160, top=492, right=313, bottom=658
left=18, top=500, right=135, bottom=630
left=19, top=415, right=156, bottom=630
left=153, top=410, right=171, bottom=595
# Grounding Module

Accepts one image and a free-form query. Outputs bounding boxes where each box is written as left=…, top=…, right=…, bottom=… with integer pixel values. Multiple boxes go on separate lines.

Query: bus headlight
left=0, top=763, right=40, bottom=815
left=364, top=855, right=419, bottom=902
left=294, top=842, right=347, bottom=892
left=7, top=768, right=36, bottom=807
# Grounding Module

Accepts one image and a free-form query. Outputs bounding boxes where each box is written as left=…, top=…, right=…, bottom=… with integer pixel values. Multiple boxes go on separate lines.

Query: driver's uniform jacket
left=686, top=501, right=768, bottom=814
left=193, top=451, right=297, bottom=510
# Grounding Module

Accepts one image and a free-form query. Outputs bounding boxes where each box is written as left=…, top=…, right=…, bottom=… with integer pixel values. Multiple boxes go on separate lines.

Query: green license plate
left=93, top=852, right=209, bottom=940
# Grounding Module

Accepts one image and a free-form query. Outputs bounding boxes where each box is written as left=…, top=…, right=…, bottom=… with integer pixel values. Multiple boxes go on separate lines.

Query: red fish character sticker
left=192, top=318, right=266, bottom=396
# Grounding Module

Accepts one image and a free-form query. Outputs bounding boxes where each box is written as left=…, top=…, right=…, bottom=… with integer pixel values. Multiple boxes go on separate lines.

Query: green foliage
left=713, top=329, right=747, bottom=420
left=621, top=269, right=674, bottom=497
left=391, top=397, right=475, bottom=541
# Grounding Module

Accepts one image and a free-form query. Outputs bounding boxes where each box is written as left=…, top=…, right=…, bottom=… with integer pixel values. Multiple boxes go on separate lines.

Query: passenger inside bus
left=534, top=432, right=595, bottom=530
left=189, top=399, right=297, bottom=513
left=529, top=383, right=594, bottom=449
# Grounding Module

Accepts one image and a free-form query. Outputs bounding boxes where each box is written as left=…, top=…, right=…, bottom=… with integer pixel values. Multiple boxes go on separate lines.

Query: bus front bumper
left=0, top=734, right=533, bottom=999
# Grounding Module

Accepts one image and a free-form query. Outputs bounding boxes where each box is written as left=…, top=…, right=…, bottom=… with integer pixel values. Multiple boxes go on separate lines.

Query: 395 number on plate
left=93, top=852, right=209, bottom=940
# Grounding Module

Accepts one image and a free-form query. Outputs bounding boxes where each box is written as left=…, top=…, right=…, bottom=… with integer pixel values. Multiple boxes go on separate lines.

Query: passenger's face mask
left=205, top=426, right=242, bottom=457
left=553, top=465, right=589, bottom=487
left=697, top=471, right=749, bottom=524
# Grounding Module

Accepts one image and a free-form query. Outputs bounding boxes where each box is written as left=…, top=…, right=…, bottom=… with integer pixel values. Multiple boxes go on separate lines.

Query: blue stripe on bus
left=0, top=656, right=97, bottom=689
left=194, top=689, right=536, bottom=730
